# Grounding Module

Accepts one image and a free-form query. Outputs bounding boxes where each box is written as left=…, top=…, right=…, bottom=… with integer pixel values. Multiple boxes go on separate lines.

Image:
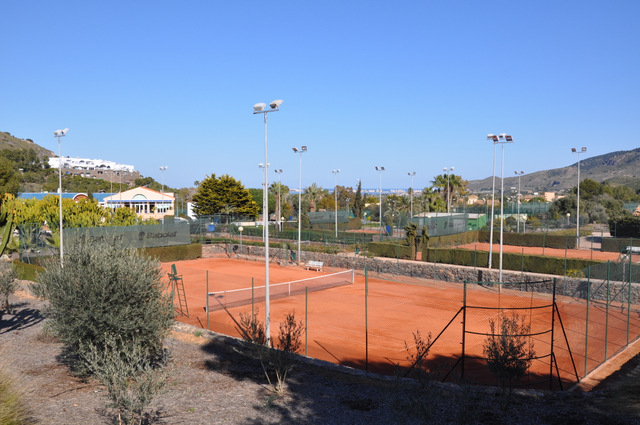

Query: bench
left=305, top=260, right=323, bottom=271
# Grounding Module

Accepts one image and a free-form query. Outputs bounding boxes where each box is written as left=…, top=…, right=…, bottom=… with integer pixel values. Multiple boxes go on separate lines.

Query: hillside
left=0, top=131, right=54, bottom=159
left=468, top=147, right=640, bottom=194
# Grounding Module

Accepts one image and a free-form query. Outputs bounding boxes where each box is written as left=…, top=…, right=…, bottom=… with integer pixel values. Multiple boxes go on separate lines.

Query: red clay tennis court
left=161, top=256, right=640, bottom=389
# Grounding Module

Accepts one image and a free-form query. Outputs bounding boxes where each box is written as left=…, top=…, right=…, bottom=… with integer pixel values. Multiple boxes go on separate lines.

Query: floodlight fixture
left=269, top=99, right=283, bottom=109
left=487, top=134, right=499, bottom=142
left=253, top=103, right=266, bottom=112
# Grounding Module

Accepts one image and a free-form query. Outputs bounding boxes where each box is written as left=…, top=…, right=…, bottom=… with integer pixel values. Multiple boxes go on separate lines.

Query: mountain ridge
left=467, top=147, right=640, bottom=194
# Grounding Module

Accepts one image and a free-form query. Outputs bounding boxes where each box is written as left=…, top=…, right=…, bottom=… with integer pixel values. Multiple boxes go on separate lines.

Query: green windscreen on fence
left=64, top=221, right=190, bottom=249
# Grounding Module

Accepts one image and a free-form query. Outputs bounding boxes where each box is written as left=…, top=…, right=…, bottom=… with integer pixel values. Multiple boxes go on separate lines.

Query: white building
left=48, top=156, right=134, bottom=172
left=103, top=187, right=174, bottom=221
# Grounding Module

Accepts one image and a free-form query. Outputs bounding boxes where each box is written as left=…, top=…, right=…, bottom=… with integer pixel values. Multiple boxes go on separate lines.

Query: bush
left=32, top=242, right=175, bottom=374
left=483, top=312, right=535, bottom=408
left=236, top=310, right=304, bottom=394
left=84, top=334, right=169, bottom=425
left=0, top=261, right=18, bottom=315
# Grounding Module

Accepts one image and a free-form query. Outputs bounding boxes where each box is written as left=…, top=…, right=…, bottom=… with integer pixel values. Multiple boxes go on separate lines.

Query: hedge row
left=425, top=231, right=480, bottom=248
left=609, top=216, right=640, bottom=238
left=477, top=231, right=578, bottom=249
left=239, top=227, right=375, bottom=244
left=367, top=242, right=413, bottom=260
left=601, top=237, right=640, bottom=253
left=140, top=243, right=202, bottom=262
left=422, top=247, right=601, bottom=276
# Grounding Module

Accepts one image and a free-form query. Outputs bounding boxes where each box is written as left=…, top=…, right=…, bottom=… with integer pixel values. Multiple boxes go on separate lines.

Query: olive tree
left=33, top=242, right=175, bottom=370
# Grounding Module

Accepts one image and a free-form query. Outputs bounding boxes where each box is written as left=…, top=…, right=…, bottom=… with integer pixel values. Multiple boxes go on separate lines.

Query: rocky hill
left=468, top=147, right=640, bottom=194
left=0, top=131, right=54, bottom=159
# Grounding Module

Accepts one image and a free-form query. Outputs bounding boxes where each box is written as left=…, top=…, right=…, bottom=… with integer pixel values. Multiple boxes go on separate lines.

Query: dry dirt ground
left=2, top=285, right=640, bottom=425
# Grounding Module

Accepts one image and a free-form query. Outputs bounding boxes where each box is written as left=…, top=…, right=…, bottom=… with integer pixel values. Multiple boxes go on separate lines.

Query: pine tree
left=192, top=174, right=260, bottom=218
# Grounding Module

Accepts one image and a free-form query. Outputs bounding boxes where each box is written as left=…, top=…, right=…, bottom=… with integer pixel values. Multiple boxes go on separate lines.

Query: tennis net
left=207, top=269, right=355, bottom=311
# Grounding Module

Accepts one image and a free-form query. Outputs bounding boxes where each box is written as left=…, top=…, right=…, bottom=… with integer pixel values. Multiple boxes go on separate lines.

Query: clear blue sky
left=2, top=1, right=638, bottom=192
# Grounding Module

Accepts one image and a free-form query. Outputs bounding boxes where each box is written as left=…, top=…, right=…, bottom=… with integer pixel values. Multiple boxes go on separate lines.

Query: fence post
left=605, top=261, right=610, bottom=361
left=564, top=234, right=568, bottom=277
left=365, top=266, right=369, bottom=372
left=305, top=286, right=308, bottom=356
left=550, top=278, right=557, bottom=390
left=474, top=244, right=477, bottom=273
left=206, top=270, right=209, bottom=331
left=461, top=280, right=467, bottom=381
left=627, top=248, right=633, bottom=346
left=585, top=266, right=590, bottom=378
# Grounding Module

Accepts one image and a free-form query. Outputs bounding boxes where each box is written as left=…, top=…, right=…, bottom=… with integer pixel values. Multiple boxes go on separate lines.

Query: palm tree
left=420, top=187, right=441, bottom=213
left=304, top=183, right=327, bottom=213
left=269, top=182, right=289, bottom=224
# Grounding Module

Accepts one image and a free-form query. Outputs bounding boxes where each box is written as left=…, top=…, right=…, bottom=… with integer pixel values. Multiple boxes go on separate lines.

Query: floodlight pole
left=274, top=169, right=283, bottom=231
left=159, top=166, right=168, bottom=225
left=253, top=100, right=282, bottom=346
left=54, top=129, right=68, bottom=267
left=444, top=167, right=453, bottom=214
left=408, top=171, right=416, bottom=219
left=515, top=171, right=523, bottom=233
left=572, top=147, right=587, bottom=249
left=332, top=169, right=340, bottom=238
left=293, top=146, right=307, bottom=264
left=498, top=134, right=513, bottom=283
left=487, top=135, right=498, bottom=269
left=375, top=166, right=385, bottom=236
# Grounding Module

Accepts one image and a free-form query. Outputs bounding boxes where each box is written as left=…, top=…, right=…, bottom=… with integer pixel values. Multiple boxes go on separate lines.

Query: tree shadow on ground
left=0, top=302, right=44, bottom=334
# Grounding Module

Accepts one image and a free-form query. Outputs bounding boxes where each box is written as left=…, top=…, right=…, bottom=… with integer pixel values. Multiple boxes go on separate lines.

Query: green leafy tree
left=193, top=174, right=259, bottom=218
left=0, top=157, right=20, bottom=197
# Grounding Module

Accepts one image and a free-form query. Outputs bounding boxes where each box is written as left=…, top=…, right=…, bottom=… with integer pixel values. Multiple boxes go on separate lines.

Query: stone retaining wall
left=201, top=244, right=640, bottom=305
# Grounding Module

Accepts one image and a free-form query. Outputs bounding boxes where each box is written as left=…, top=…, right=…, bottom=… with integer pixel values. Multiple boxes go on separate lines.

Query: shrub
left=236, top=310, right=304, bottom=394
left=0, top=261, right=18, bottom=315
left=483, top=312, right=535, bottom=408
left=84, top=334, right=169, bottom=425
left=403, top=330, right=432, bottom=380
left=32, top=242, right=175, bottom=374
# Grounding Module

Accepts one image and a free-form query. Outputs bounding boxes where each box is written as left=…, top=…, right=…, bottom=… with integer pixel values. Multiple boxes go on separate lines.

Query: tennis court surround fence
left=200, top=243, right=640, bottom=389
